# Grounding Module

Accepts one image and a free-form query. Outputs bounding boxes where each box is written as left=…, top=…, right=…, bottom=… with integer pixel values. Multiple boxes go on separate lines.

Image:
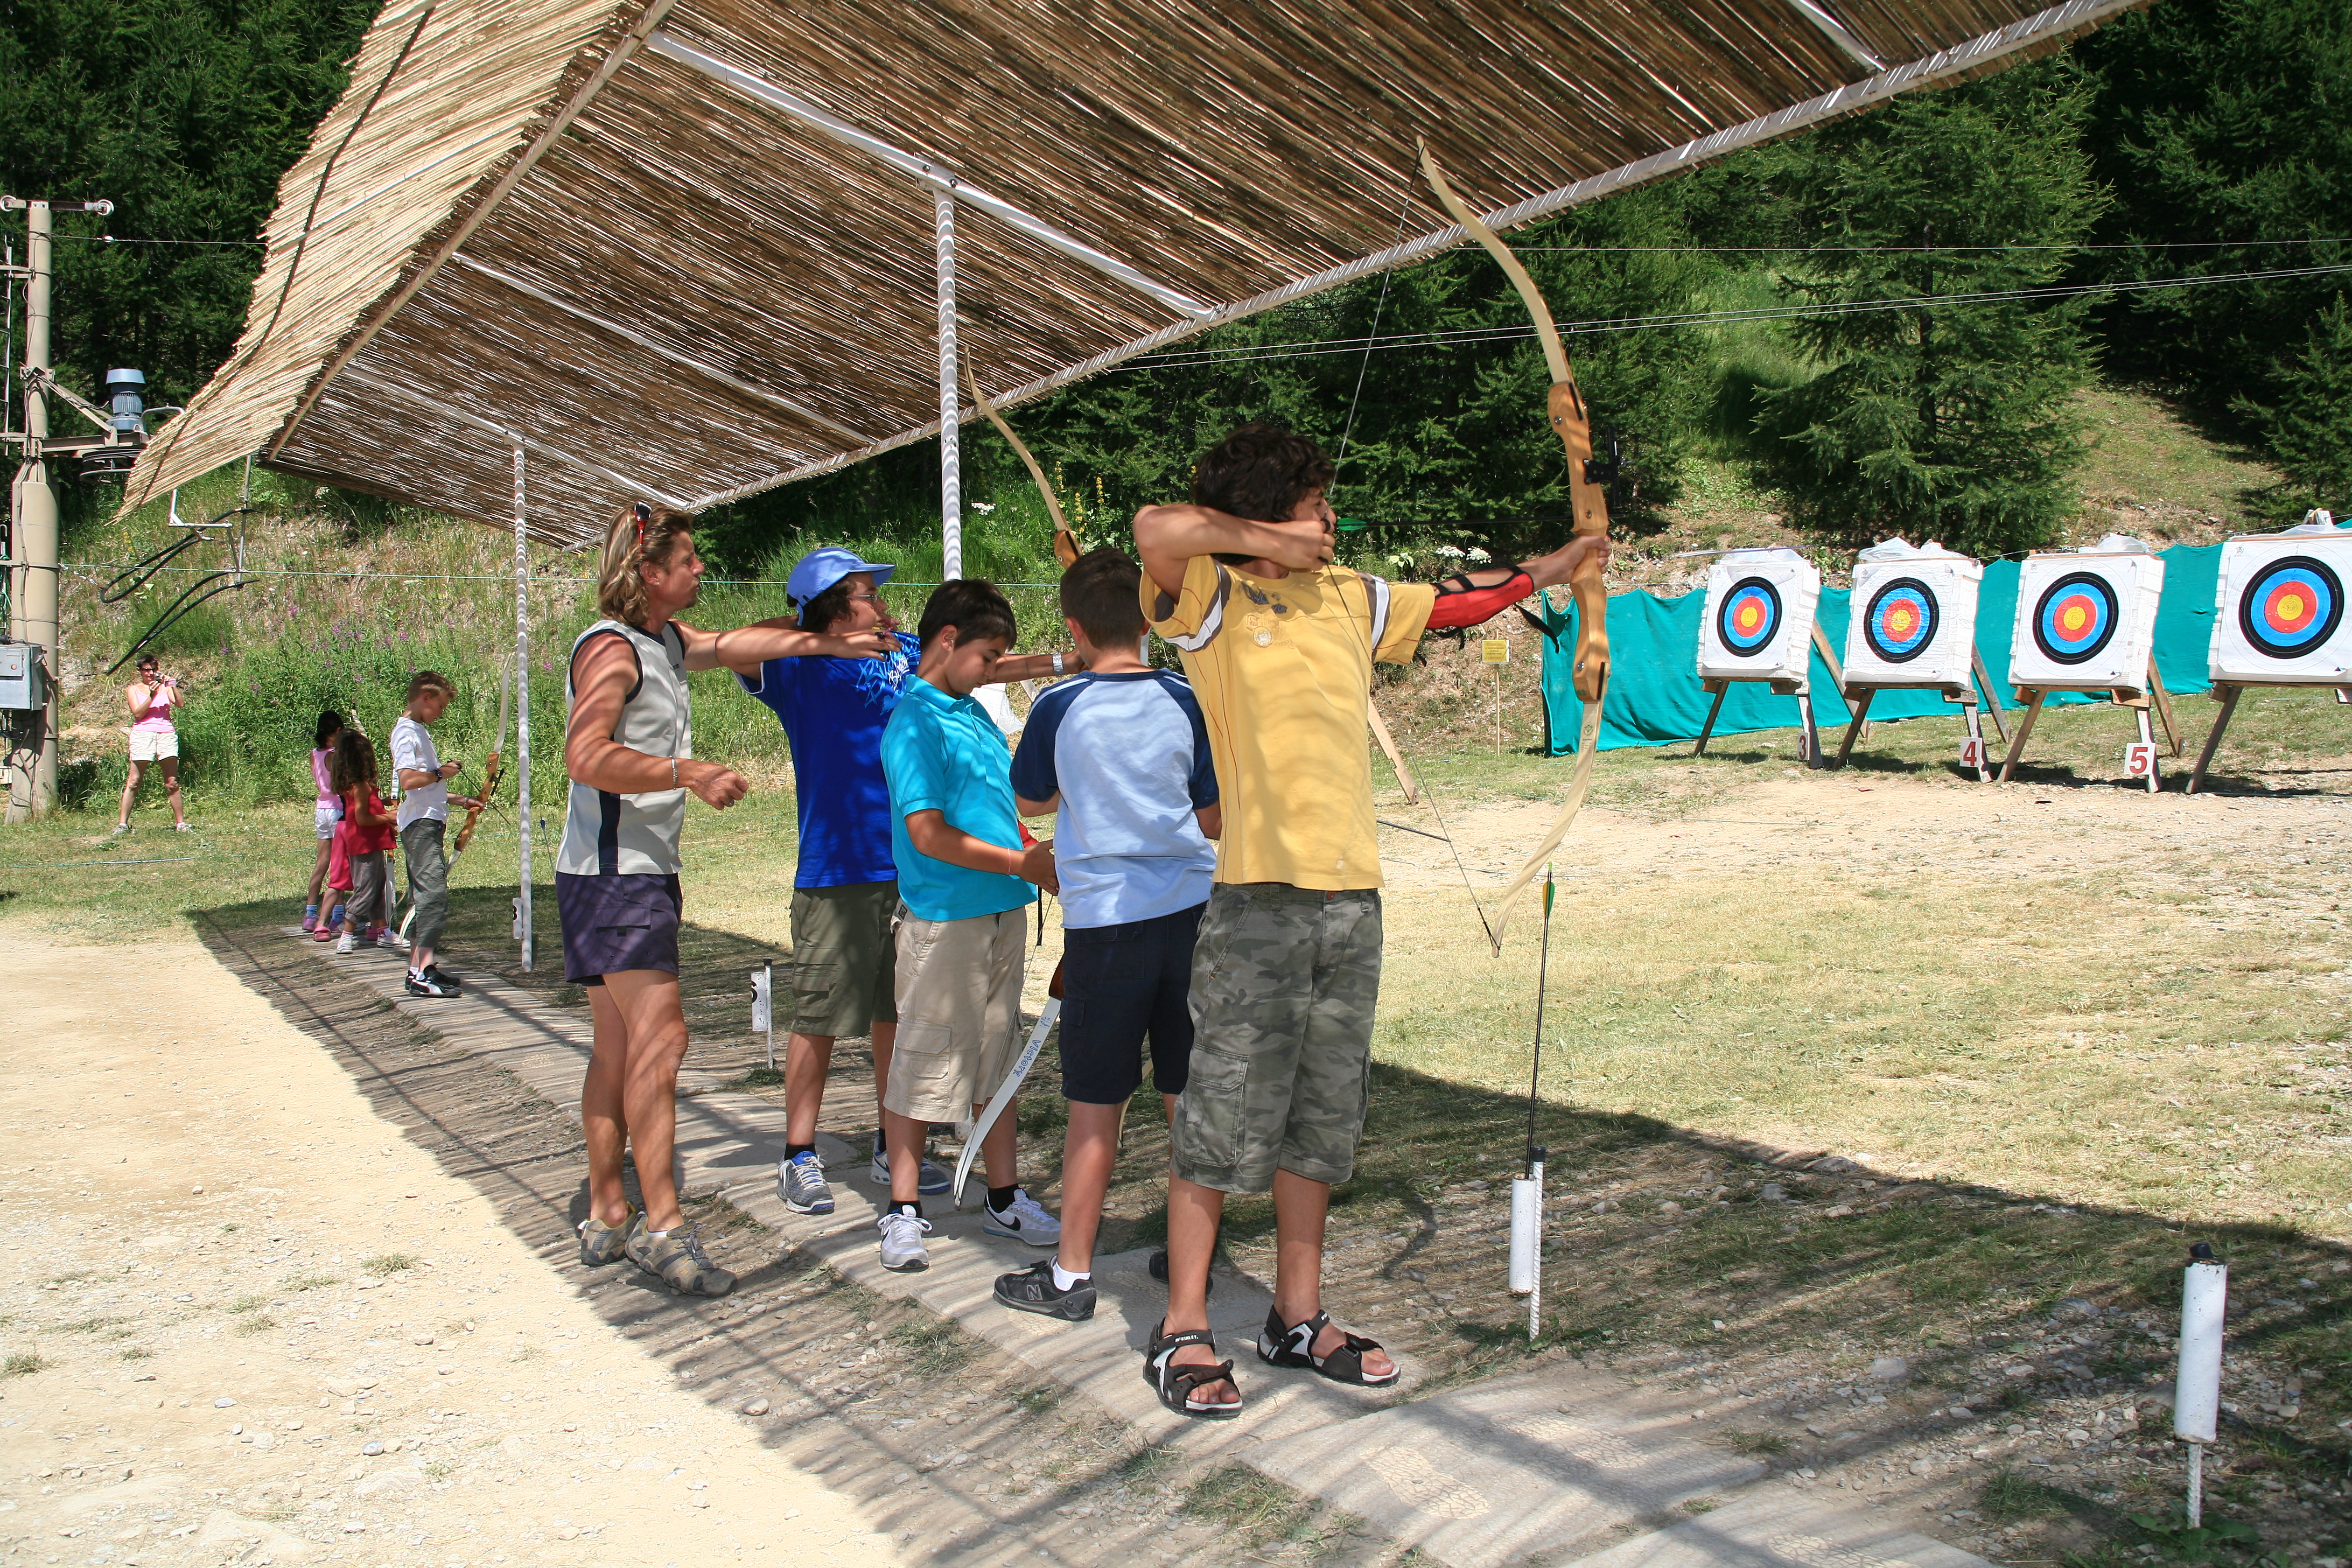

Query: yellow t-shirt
left=1142, top=554, right=1434, bottom=891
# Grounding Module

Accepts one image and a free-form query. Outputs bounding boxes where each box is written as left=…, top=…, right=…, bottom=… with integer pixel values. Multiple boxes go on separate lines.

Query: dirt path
left=0, top=934, right=897, bottom=1567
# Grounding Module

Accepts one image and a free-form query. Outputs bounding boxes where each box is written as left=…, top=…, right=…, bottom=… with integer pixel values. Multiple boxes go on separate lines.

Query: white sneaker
left=982, top=1188, right=1061, bottom=1247
left=375, top=928, right=411, bottom=953
left=877, top=1210, right=932, bottom=1272
left=334, top=932, right=357, bottom=955
left=869, top=1143, right=953, bottom=1195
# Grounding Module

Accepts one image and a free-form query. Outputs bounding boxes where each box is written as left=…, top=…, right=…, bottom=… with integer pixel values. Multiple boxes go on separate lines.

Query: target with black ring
left=2032, top=572, right=2121, bottom=666
left=1716, top=577, right=1782, bottom=655
left=2239, top=555, right=2344, bottom=660
left=1863, top=578, right=1940, bottom=664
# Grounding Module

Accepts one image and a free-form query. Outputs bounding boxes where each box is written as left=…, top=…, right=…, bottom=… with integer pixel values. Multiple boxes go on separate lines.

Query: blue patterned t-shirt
left=737, top=630, right=920, bottom=888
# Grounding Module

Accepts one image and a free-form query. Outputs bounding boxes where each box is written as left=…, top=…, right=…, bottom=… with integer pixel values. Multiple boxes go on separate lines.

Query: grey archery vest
left=556, top=618, right=693, bottom=877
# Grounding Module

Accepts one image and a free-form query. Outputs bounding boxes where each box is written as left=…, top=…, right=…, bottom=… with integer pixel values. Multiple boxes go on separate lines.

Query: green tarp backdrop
left=1529, top=544, right=2224, bottom=753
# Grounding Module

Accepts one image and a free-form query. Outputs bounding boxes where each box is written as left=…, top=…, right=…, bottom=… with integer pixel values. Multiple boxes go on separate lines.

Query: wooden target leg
left=1972, top=649, right=2011, bottom=746
left=1797, top=692, right=1821, bottom=768
left=2187, top=684, right=2241, bottom=796
left=1998, top=689, right=2047, bottom=786
left=1834, top=687, right=1875, bottom=768
left=2149, top=659, right=2182, bottom=756
left=1694, top=681, right=1728, bottom=758
left=1963, top=701, right=1992, bottom=783
left=2137, top=704, right=2161, bottom=794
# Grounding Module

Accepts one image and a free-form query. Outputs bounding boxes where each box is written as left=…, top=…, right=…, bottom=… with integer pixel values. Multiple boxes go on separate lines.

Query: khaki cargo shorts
left=788, top=880, right=900, bottom=1038
left=884, top=907, right=1026, bottom=1123
left=1171, top=883, right=1382, bottom=1194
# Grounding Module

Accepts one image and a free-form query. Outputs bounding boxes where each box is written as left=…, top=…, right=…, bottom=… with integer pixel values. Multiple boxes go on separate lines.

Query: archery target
left=2008, top=551, right=2165, bottom=689
left=1696, top=550, right=1821, bottom=688
left=1842, top=553, right=1982, bottom=689
left=2211, top=532, right=2352, bottom=682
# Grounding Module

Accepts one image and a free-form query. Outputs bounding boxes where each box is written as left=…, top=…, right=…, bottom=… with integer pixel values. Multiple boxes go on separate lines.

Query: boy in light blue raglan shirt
left=994, top=547, right=1221, bottom=1324
left=874, top=578, right=1063, bottom=1273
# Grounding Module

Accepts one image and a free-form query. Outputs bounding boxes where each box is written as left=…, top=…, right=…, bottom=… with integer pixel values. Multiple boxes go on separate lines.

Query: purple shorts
left=556, top=872, right=682, bottom=985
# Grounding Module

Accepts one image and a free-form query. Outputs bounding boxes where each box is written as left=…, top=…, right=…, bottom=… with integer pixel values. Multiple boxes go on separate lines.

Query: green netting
left=1530, top=545, right=2223, bottom=753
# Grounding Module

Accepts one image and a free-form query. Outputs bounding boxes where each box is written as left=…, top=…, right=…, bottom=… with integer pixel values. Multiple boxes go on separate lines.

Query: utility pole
left=3, top=195, right=110, bottom=821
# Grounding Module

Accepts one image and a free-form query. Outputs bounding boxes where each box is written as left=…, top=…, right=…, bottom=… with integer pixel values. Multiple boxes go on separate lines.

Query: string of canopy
left=121, top=0, right=2144, bottom=549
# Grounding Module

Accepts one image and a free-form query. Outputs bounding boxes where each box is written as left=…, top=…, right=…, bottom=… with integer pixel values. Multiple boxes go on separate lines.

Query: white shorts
left=314, top=802, right=341, bottom=842
left=128, top=729, right=178, bottom=762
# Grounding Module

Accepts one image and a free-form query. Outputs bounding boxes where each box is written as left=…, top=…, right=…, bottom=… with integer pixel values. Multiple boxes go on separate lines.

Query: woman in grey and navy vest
left=559, top=501, right=893, bottom=1298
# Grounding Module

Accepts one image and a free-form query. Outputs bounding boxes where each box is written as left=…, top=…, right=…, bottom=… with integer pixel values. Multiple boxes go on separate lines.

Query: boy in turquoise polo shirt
left=876, top=579, right=1063, bottom=1271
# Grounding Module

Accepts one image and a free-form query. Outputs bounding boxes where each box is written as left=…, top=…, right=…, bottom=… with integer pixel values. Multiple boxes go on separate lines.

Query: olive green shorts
left=788, top=880, right=901, bottom=1039
left=1171, top=883, right=1383, bottom=1194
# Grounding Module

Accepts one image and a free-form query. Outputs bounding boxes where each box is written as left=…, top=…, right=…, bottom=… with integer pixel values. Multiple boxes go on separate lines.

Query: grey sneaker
left=877, top=1210, right=932, bottom=1271
left=995, top=1258, right=1095, bottom=1321
left=625, top=1219, right=736, bottom=1297
left=869, top=1142, right=952, bottom=1195
left=778, top=1152, right=834, bottom=1215
left=577, top=1208, right=633, bottom=1268
left=983, top=1188, right=1061, bottom=1247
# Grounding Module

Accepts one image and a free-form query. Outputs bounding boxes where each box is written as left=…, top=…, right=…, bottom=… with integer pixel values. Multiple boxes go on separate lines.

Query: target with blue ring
left=2239, top=555, right=2344, bottom=660
left=1864, top=578, right=1940, bottom=663
left=2031, top=571, right=2120, bottom=666
left=1716, top=576, right=1783, bottom=655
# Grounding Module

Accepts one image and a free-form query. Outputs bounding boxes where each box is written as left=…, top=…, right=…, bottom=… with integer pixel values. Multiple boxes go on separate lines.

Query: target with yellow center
left=2240, top=556, right=2343, bottom=659
left=2031, top=571, right=2120, bottom=666
left=1715, top=577, right=1783, bottom=655
left=1863, top=578, right=1940, bottom=664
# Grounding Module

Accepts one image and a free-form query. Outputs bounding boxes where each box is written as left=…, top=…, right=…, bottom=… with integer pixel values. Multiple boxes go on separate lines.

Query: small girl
left=330, top=729, right=400, bottom=954
left=302, top=710, right=345, bottom=933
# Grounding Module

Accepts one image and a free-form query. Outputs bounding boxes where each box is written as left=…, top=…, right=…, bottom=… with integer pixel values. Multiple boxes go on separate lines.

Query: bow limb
left=965, top=370, right=1081, bottom=570
left=1419, top=143, right=1613, bottom=951
left=952, top=958, right=1065, bottom=1205
left=451, top=749, right=500, bottom=854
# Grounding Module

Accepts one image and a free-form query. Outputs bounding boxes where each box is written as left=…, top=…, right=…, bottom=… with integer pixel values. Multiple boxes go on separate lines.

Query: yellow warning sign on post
left=1480, top=638, right=1511, bottom=665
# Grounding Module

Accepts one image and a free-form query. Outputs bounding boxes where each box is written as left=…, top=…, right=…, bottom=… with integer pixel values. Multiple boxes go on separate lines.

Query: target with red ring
left=2031, top=571, right=2120, bottom=665
left=2239, top=555, right=2343, bottom=659
left=1863, top=578, right=1940, bottom=663
left=1716, top=577, right=1783, bottom=654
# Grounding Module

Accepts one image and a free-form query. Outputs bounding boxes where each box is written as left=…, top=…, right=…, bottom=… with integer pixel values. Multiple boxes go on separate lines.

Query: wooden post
left=1796, top=692, right=1821, bottom=767
left=1693, top=680, right=1729, bottom=757
left=1998, top=689, right=2047, bottom=785
left=2187, top=684, right=2242, bottom=796
left=1971, top=649, right=2010, bottom=746
left=1809, top=620, right=1847, bottom=700
left=2148, top=659, right=2182, bottom=755
left=1834, top=687, right=1877, bottom=767
left=2136, top=703, right=2162, bottom=793
left=1961, top=697, right=1992, bottom=782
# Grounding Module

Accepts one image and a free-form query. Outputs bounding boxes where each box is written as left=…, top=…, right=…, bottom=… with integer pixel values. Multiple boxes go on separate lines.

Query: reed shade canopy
left=120, top=0, right=2147, bottom=548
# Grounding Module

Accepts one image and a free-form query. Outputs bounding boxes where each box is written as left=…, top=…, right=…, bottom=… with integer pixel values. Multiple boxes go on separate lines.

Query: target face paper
left=2211, top=532, right=2352, bottom=683
left=1696, top=551, right=1821, bottom=687
left=1842, top=551, right=1982, bottom=689
left=2008, top=552, right=2164, bottom=689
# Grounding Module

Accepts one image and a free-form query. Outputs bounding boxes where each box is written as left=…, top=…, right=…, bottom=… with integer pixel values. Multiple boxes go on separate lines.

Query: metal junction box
left=0, top=642, right=46, bottom=711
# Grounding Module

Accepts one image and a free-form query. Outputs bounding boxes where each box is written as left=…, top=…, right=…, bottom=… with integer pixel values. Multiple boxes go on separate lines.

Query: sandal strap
left=1151, top=1327, right=1219, bottom=1363
left=1168, top=1358, right=1236, bottom=1397
left=1272, top=1308, right=1330, bottom=1358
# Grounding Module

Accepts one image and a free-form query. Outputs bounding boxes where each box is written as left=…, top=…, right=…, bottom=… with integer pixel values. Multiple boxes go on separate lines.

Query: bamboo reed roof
left=122, top=0, right=2144, bottom=547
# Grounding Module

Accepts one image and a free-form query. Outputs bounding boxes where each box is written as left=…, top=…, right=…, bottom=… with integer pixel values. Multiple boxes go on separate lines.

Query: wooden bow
left=967, top=371, right=1081, bottom=570
left=452, top=659, right=512, bottom=855
left=1419, top=143, right=1613, bottom=952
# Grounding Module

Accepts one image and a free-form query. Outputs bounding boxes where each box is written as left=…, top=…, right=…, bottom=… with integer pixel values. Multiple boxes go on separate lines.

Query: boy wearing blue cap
left=727, top=548, right=1078, bottom=1220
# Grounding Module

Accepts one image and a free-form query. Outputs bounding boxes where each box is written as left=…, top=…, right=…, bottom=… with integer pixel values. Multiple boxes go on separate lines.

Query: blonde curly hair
left=596, top=501, right=694, bottom=624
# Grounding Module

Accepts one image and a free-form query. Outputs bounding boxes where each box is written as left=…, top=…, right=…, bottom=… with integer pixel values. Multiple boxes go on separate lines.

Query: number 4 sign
left=1959, top=736, right=1986, bottom=769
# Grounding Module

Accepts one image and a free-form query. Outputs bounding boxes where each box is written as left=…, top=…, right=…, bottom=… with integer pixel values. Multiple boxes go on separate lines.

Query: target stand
left=1998, top=547, right=2179, bottom=790
left=2187, top=526, right=2352, bottom=793
left=1691, top=552, right=1848, bottom=766
left=1830, top=549, right=2007, bottom=782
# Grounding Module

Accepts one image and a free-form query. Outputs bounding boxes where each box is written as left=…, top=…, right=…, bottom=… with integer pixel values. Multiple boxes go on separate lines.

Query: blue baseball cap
left=787, top=547, right=895, bottom=612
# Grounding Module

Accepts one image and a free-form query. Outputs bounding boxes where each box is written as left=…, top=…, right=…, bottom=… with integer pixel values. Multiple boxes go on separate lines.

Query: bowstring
left=1333, top=178, right=1499, bottom=952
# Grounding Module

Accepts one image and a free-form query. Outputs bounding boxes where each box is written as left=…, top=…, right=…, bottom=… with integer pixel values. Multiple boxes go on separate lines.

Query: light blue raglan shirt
left=1009, top=670, right=1219, bottom=929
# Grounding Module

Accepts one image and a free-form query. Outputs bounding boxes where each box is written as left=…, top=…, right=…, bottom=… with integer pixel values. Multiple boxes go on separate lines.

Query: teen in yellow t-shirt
left=1133, top=422, right=1608, bottom=1418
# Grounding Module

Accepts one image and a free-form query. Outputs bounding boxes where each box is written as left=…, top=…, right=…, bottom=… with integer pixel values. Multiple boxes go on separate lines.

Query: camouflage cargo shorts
left=1170, top=883, right=1382, bottom=1194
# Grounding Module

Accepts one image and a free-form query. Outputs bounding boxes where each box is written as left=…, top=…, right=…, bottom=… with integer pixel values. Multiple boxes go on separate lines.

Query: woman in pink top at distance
left=116, top=653, right=188, bottom=834
left=303, top=710, right=346, bottom=932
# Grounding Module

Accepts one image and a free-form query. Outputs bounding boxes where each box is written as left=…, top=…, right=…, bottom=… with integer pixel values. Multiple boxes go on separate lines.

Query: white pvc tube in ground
left=2174, top=1258, right=2227, bottom=1444
left=1510, top=1168, right=1542, bottom=1294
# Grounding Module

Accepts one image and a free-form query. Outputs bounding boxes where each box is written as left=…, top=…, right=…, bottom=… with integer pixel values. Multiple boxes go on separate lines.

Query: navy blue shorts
left=556, top=872, right=682, bottom=985
left=1058, top=901, right=1205, bottom=1105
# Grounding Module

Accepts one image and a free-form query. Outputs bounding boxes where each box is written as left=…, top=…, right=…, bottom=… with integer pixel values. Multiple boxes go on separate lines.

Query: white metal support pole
left=6, top=198, right=57, bottom=821
left=934, top=183, right=963, bottom=583
left=511, top=438, right=534, bottom=971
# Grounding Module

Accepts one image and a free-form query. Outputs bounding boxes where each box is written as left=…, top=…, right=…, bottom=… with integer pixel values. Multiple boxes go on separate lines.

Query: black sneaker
left=1149, top=1249, right=1215, bottom=1299
left=424, top=963, right=461, bottom=990
left=994, top=1258, right=1095, bottom=1321
left=405, top=968, right=456, bottom=998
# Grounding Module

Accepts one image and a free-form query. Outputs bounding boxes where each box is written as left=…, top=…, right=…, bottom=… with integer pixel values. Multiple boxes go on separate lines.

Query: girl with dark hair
left=303, top=710, right=346, bottom=933
left=328, top=729, right=399, bottom=955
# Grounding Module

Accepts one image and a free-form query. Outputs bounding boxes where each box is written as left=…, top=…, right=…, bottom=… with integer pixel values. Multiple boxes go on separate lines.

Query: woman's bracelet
left=669, top=757, right=680, bottom=788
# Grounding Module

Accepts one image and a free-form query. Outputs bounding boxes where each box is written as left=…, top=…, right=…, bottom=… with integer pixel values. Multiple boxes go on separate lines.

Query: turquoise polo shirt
left=878, top=675, right=1033, bottom=923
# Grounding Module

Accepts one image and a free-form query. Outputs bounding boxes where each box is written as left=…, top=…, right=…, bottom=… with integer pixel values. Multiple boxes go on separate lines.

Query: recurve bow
left=966, top=370, right=1082, bottom=570
left=1419, top=142, right=1613, bottom=952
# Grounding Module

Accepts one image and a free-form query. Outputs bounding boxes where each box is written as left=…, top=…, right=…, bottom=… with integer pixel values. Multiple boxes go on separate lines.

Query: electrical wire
left=1505, top=236, right=2352, bottom=253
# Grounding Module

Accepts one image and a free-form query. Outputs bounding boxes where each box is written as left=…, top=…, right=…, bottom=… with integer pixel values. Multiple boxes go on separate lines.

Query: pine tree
left=2240, top=293, right=2352, bottom=516
left=1749, top=63, right=2104, bottom=558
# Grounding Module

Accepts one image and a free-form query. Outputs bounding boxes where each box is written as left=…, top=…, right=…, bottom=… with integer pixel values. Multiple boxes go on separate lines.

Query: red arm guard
left=1424, top=569, right=1535, bottom=629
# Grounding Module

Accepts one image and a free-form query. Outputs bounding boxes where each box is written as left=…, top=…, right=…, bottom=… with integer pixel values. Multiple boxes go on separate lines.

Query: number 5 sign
left=2124, top=741, right=2158, bottom=778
